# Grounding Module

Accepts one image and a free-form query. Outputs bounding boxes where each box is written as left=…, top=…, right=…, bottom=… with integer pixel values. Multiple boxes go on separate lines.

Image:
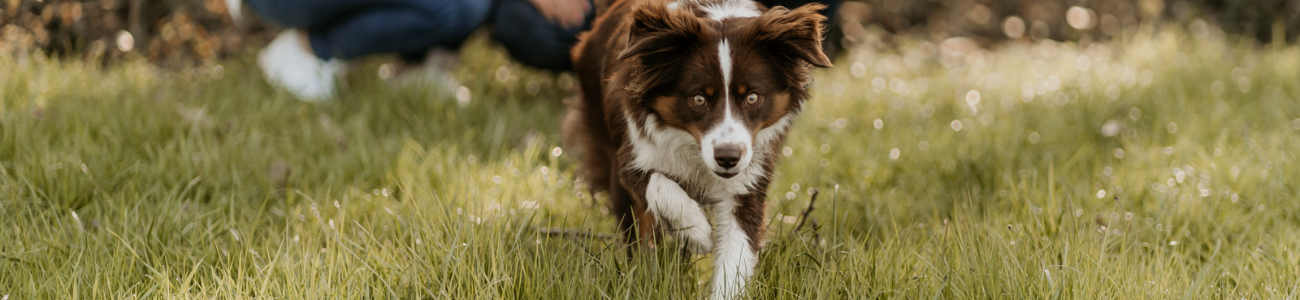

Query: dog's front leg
left=644, top=173, right=713, bottom=253
left=710, top=193, right=765, bottom=300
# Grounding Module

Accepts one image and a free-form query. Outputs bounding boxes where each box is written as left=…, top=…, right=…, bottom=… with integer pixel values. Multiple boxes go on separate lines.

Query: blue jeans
left=247, top=0, right=493, bottom=60
left=492, top=0, right=595, bottom=72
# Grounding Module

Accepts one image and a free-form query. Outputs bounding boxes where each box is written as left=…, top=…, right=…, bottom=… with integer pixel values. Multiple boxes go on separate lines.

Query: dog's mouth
left=705, top=155, right=746, bottom=179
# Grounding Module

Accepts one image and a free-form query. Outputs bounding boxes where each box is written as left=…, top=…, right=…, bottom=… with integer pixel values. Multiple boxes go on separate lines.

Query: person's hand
left=527, top=0, right=591, bottom=28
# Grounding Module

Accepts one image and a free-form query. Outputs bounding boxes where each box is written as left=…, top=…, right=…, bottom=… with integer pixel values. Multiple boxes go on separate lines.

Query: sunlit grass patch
left=3, top=28, right=1300, bottom=299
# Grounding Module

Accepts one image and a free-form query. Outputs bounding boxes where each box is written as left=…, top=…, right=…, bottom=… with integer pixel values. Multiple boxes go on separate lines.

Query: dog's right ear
left=617, top=1, right=704, bottom=61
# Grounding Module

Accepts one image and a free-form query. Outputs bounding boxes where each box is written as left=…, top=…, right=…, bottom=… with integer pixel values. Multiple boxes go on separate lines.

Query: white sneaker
left=223, top=0, right=242, bottom=23
left=258, top=30, right=340, bottom=102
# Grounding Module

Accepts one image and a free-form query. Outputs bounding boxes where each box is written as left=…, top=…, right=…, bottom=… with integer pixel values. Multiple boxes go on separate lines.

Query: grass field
left=3, top=27, right=1300, bottom=299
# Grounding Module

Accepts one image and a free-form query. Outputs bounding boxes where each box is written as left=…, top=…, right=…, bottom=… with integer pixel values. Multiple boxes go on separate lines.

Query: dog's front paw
left=646, top=173, right=713, bottom=253
left=675, top=215, right=714, bottom=254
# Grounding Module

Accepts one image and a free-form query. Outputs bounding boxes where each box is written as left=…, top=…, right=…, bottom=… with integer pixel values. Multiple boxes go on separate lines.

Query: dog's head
left=619, top=0, right=832, bottom=178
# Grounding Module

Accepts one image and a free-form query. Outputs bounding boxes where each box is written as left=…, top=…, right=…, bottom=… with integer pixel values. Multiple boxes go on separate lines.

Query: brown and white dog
left=568, top=0, right=831, bottom=298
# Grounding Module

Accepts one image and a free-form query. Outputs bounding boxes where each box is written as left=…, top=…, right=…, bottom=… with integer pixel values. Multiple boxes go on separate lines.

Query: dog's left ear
left=749, top=4, right=833, bottom=68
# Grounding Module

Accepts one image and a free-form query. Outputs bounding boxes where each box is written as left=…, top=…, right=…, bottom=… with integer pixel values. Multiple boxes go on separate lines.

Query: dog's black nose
left=714, top=144, right=743, bottom=169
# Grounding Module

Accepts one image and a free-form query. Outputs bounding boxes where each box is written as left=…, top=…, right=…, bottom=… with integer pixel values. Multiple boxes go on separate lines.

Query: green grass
left=3, top=28, right=1300, bottom=299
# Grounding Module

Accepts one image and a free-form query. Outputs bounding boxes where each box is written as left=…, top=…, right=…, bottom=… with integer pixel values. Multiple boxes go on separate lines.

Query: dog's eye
left=691, top=95, right=706, bottom=106
left=745, top=93, right=760, bottom=104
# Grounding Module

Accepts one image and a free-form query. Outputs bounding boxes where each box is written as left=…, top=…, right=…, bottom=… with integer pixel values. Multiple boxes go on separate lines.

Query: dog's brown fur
left=568, top=0, right=830, bottom=252
left=567, top=1, right=831, bottom=297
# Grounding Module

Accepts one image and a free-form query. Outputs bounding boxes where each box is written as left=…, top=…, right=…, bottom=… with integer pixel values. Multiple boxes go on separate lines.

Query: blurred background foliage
left=0, top=0, right=1296, bottom=67
left=843, top=0, right=1300, bottom=44
left=0, top=0, right=273, bottom=67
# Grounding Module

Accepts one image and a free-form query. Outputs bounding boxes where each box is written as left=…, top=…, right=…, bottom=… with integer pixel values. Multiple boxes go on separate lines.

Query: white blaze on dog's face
left=697, top=40, right=750, bottom=177
left=618, top=1, right=833, bottom=179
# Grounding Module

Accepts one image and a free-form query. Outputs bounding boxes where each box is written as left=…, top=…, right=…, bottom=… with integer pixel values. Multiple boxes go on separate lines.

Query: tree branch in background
left=129, top=0, right=142, bottom=51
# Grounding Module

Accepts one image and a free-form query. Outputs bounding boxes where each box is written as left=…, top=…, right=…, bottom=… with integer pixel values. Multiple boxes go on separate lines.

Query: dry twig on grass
left=536, top=227, right=617, bottom=240
left=793, top=188, right=822, bottom=243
